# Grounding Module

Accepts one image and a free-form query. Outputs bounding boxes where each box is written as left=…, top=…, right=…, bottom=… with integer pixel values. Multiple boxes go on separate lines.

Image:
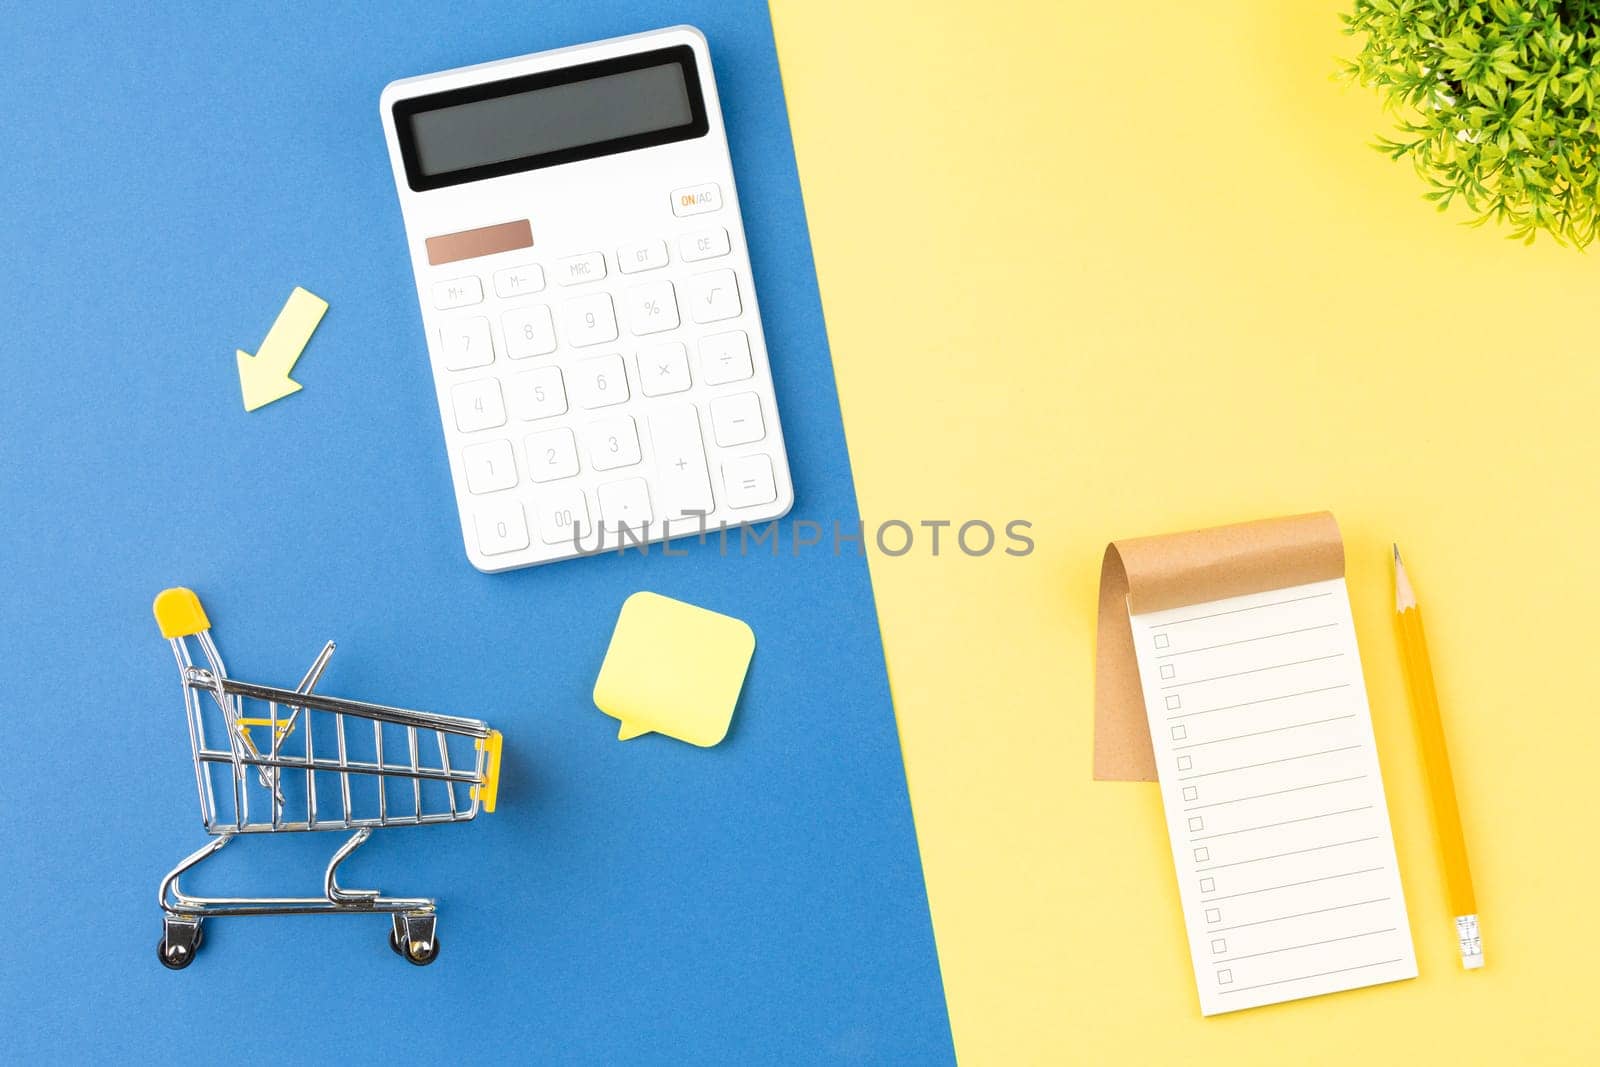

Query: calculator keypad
left=424, top=189, right=789, bottom=566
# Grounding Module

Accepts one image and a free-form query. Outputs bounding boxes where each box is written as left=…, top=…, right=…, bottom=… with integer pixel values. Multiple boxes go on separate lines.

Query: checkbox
left=1154, top=633, right=1170, bottom=649
left=1177, top=756, right=1194, bottom=772
left=1170, top=725, right=1187, bottom=741
left=1199, top=877, right=1216, bottom=893
left=1159, top=663, right=1176, bottom=680
left=1188, top=816, right=1204, bottom=832
left=1165, top=694, right=1182, bottom=711
left=1193, top=846, right=1209, bottom=862
left=1217, top=968, right=1233, bottom=986
left=1211, top=938, right=1227, bottom=954
left=1182, top=785, right=1199, bottom=801
left=1205, top=908, right=1221, bottom=924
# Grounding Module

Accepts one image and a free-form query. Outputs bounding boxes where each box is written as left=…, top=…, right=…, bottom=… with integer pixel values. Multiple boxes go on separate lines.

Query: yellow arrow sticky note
left=593, top=592, right=755, bottom=747
left=236, top=286, right=328, bottom=412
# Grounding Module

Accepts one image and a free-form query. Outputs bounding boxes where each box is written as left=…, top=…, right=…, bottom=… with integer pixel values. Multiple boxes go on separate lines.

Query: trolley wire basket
left=152, top=587, right=503, bottom=969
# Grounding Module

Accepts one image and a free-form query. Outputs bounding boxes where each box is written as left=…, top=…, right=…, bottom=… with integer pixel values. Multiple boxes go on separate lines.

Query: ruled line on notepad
left=1196, top=836, right=1379, bottom=873
left=1178, top=745, right=1362, bottom=781
left=1161, top=654, right=1345, bottom=690
left=1154, top=623, right=1339, bottom=660
left=1204, top=866, right=1384, bottom=902
left=1185, top=776, right=1366, bottom=811
left=1219, top=928, right=1396, bottom=964
left=1217, top=958, right=1405, bottom=995
left=1191, top=806, right=1373, bottom=841
left=1168, top=684, right=1351, bottom=720
left=1211, top=897, right=1391, bottom=933
left=1155, top=591, right=1336, bottom=629
left=1173, top=715, right=1356, bottom=750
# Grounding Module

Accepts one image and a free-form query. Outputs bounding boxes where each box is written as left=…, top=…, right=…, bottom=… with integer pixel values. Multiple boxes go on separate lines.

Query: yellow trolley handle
left=473, top=731, right=503, bottom=814
left=154, top=587, right=211, bottom=638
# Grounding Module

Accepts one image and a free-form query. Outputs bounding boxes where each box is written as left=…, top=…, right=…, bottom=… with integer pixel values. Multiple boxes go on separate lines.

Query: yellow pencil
left=1393, top=545, right=1483, bottom=970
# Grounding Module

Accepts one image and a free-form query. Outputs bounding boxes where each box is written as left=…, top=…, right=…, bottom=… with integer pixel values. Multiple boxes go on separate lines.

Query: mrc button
left=671, top=182, right=722, bottom=216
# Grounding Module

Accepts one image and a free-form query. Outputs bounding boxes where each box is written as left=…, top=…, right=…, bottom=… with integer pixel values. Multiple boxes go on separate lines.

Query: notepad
left=1095, top=513, right=1416, bottom=1014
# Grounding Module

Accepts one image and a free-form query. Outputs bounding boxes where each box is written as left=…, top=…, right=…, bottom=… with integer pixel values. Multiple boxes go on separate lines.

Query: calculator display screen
left=394, top=45, right=708, bottom=192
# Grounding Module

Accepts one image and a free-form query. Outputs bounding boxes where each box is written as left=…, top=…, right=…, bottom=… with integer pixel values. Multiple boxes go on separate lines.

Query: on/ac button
left=671, top=182, right=722, bottom=217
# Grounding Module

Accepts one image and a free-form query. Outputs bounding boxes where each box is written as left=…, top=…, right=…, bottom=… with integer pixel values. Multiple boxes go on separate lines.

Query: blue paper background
left=0, top=3, right=952, bottom=1061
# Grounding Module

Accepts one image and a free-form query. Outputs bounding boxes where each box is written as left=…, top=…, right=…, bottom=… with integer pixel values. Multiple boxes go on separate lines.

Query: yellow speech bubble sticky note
left=593, top=592, right=755, bottom=747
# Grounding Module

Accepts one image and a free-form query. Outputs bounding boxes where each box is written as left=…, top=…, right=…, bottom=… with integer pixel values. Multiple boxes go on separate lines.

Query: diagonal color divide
left=236, top=286, right=328, bottom=411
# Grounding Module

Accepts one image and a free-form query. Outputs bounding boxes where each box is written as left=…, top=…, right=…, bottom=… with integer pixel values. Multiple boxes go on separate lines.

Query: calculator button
left=639, top=341, right=692, bottom=397
left=436, top=317, right=494, bottom=371
left=671, top=183, right=722, bottom=217
left=556, top=252, right=606, bottom=286
left=598, top=477, right=654, bottom=532
left=563, top=293, right=618, bottom=347
left=536, top=486, right=592, bottom=546
left=493, top=263, right=545, bottom=299
left=525, top=427, right=580, bottom=482
left=451, top=379, right=506, bottom=433
left=625, top=280, right=680, bottom=336
left=502, top=305, right=556, bottom=359
left=617, top=240, right=668, bottom=274
left=573, top=353, right=629, bottom=409
left=473, top=500, right=529, bottom=556
left=710, top=392, right=765, bottom=446
left=431, top=277, right=483, bottom=309
left=688, top=269, right=741, bottom=324
left=650, top=405, right=715, bottom=523
left=584, top=415, right=642, bottom=471
left=462, top=439, right=517, bottom=495
left=723, top=454, right=777, bottom=509
left=506, top=366, right=567, bottom=421
left=679, top=227, right=730, bottom=262
left=699, top=331, right=753, bottom=385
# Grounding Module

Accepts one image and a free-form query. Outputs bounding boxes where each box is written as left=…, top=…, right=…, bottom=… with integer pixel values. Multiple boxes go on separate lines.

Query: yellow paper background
left=770, top=1, right=1600, bottom=1061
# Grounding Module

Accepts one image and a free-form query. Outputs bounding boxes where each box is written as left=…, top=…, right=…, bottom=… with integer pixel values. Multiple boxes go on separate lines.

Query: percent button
left=627, top=280, right=680, bottom=336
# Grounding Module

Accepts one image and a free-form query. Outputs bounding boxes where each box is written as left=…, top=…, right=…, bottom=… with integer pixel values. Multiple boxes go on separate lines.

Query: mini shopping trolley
left=153, top=587, right=503, bottom=969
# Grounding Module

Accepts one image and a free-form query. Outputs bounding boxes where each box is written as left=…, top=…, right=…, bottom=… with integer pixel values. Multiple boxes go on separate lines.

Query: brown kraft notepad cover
left=1093, top=511, right=1346, bottom=781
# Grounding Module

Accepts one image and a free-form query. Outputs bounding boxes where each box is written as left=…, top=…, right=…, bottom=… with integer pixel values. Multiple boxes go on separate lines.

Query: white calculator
left=380, top=26, right=793, bottom=571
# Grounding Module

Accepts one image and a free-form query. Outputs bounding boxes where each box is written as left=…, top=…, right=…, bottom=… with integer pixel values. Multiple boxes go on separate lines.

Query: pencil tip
left=1392, top=543, right=1402, bottom=564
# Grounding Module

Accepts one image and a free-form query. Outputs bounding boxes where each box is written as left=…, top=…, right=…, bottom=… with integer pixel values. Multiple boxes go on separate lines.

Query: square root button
left=723, top=454, right=776, bottom=509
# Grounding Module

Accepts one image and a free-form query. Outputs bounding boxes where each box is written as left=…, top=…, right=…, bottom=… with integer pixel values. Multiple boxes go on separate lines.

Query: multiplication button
left=639, top=341, right=691, bottom=397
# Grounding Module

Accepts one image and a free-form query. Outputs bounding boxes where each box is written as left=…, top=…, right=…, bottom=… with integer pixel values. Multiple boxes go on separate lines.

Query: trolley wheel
left=389, top=928, right=440, bottom=966
left=157, top=926, right=203, bottom=971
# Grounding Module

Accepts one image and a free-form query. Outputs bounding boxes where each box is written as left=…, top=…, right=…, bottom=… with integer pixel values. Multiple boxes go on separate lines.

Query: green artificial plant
left=1343, top=0, right=1600, bottom=246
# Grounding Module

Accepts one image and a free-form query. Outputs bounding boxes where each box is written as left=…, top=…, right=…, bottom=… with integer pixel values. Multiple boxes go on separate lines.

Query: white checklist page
left=1129, top=578, right=1416, bottom=1015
